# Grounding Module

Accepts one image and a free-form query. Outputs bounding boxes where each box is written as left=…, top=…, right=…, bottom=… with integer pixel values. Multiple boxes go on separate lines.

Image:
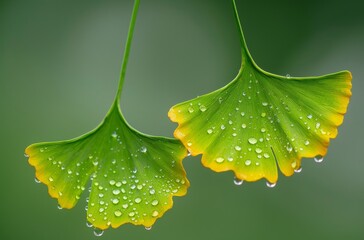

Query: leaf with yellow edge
left=168, top=0, right=352, bottom=185
left=25, top=0, right=189, bottom=233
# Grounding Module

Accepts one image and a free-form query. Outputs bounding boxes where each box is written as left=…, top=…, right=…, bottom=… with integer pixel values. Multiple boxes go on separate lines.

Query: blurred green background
left=1, top=0, right=363, bottom=239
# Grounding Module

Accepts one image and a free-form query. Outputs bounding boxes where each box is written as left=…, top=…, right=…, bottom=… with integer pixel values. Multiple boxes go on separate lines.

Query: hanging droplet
left=145, top=226, right=152, bottom=231
left=93, top=228, right=104, bottom=237
left=233, top=177, right=243, bottom=186
left=57, top=204, right=63, bottom=210
left=34, top=177, right=41, bottom=184
left=314, top=155, right=324, bottom=163
left=294, top=167, right=302, bottom=173
left=86, top=222, right=93, bottom=228
left=266, top=182, right=276, bottom=188
left=24, top=153, right=29, bottom=158
left=286, top=74, right=291, bottom=79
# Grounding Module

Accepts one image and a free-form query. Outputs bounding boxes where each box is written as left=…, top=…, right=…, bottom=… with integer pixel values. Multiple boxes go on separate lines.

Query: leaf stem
left=232, top=0, right=254, bottom=67
left=114, top=0, right=140, bottom=105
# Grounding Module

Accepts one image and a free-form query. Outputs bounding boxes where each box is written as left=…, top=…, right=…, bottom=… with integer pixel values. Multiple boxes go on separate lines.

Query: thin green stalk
left=114, top=0, right=140, bottom=105
left=232, top=0, right=254, bottom=67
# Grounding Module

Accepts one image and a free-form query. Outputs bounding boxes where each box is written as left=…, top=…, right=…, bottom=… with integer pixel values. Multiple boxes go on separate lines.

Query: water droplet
left=234, top=146, right=242, bottom=151
left=207, top=129, right=213, bottom=134
left=109, top=180, right=116, bottom=186
left=261, top=112, right=266, bottom=117
left=188, top=107, right=194, bottom=113
left=228, top=120, right=233, bottom=125
left=244, top=160, right=252, bottom=166
left=145, top=226, right=152, bottom=231
left=151, top=200, right=159, bottom=206
left=262, top=102, right=268, bottom=106
left=304, top=140, right=310, bottom=146
left=149, top=189, right=156, bottom=195
left=241, top=112, right=245, bottom=117
left=93, top=228, right=104, bottom=237
left=86, top=222, right=93, bottom=228
left=48, top=177, right=54, bottom=182
left=263, top=153, right=270, bottom=158
left=286, top=74, right=291, bottom=79
left=255, top=148, right=262, bottom=154
left=152, top=211, right=159, bottom=217
left=34, top=177, right=41, bottom=184
left=248, top=138, right=257, bottom=145
left=227, top=157, right=234, bottom=162
left=122, top=204, right=128, bottom=209
left=220, top=124, right=226, bottom=130
left=113, top=189, right=121, bottom=195
left=199, top=105, right=207, bottom=112
left=315, top=123, right=321, bottom=129
left=24, top=153, right=29, bottom=158
left=187, top=141, right=192, bottom=147
left=114, top=210, right=122, bottom=217
left=57, top=204, right=63, bottom=210
left=314, top=155, right=324, bottom=163
left=135, top=198, right=142, bottom=204
left=128, top=212, right=135, bottom=217
left=218, top=97, right=223, bottom=103
left=234, top=177, right=244, bottom=186
left=215, top=157, right=224, bottom=163
left=294, top=167, right=302, bottom=173
left=140, top=146, right=147, bottom=153
left=266, top=182, right=276, bottom=188
left=241, top=124, right=247, bottom=129
left=286, top=145, right=293, bottom=152
left=307, top=114, right=313, bottom=119
left=111, top=132, right=118, bottom=138
left=112, top=199, right=119, bottom=204
left=291, top=161, right=297, bottom=168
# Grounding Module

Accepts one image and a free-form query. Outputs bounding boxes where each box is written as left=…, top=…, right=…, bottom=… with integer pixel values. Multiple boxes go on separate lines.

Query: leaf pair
left=25, top=0, right=352, bottom=233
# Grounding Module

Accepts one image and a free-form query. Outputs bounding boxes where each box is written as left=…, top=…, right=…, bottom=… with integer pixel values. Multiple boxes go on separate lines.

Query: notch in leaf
left=25, top=0, right=189, bottom=231
left=168, top=0, right=352, bottom=185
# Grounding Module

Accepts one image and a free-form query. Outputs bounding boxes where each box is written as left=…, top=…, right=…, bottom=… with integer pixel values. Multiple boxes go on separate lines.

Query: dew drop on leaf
left=248, top=138, right=257, bottom=145
left=199, top=105, right=207, bottom=112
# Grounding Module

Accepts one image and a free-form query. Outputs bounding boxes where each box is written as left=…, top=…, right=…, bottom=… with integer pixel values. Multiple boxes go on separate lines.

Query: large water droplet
left=248, top=138, right=257, bottom=145
left=233, top=177, right=243, bottom=186
left=314, top=155, right=324, bottom=163
left=140, top=146, right=147, bottom=153
left=111, top=132, right=118, bottom=138
left=244, top=160, right=252, bottom=166
left=266, top=182, right=276, bottom=188
left=135, top=198, right=142, bottom=204
left=294, top=167, right=302, bottom=173
left=241, top=124, right=247, bottom=129
left=93, top=228, right=104, bottom=237
left=151, top=200, right=159, bottom=206
left=199, top=105, right=207, bottom=112
left=114, top=210, right=122, bottom=217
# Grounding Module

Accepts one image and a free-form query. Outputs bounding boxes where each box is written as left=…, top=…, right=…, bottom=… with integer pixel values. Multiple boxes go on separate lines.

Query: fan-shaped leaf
left=26, top=104, right=189, bottom=229
left=168, top=0, right=352, bottom=184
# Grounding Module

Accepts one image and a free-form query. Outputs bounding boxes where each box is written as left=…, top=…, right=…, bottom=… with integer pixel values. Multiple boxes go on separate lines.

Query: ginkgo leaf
left=168, top=0, right=352, bottom=184
left=26, top=104, right=189, bottom=229
left=25, top=0, right=189, bottom=231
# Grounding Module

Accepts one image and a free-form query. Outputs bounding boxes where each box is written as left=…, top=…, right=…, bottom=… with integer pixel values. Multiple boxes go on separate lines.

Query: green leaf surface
left=168, top=0, right=352, bottom=184
left=26, top=105, right=189, bottom=229
left=25, top=0, right=189, bottom=231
